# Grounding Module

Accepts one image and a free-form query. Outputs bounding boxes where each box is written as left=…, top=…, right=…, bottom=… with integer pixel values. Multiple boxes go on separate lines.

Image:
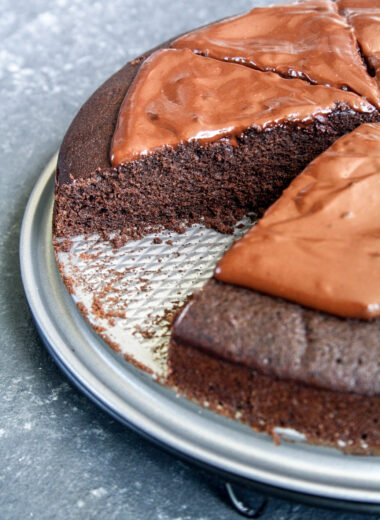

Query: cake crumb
left=111, top=234, right=127, bottom=249
left=271, top=430, right=281, bottom=446
left=62, top=275, right=75, bottom=294
left=54, top=237, right=72, bottom=252
left=91, top=295, right=107, bottom=320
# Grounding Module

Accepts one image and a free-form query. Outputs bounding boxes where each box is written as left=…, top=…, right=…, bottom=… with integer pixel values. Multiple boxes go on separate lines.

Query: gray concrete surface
left=0, top=0, right=379, bottom=518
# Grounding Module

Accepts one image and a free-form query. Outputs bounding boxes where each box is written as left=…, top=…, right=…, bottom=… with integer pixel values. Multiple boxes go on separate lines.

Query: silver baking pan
left=20, top=155, right=380, bottom=512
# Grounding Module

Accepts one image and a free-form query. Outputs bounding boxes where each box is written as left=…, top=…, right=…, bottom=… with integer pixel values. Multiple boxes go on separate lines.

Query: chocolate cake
left=54, top=0, right=380, bottom=452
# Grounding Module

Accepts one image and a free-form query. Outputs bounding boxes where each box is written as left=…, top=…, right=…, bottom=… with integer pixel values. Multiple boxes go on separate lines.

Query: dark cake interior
left=54, top=108, right=379, bottom=238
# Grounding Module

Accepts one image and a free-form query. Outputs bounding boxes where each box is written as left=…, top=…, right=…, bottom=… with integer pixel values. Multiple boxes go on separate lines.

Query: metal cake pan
left=20, top=155, right=380, bottom=511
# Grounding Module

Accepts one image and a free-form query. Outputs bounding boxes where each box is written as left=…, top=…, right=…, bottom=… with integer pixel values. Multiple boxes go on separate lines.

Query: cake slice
left=169, top=123, right=380, bottom=453
left=215, top=123, right=380, bottom=320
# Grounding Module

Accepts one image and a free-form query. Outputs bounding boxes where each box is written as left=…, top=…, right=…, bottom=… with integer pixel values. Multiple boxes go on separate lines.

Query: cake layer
left=54, top=109, right=380, bottom=238
left=172, top=0, right=380, bottom=107
left=169, top=332, right=380, bottom=455
left=215, top=123, right=380, bottom=319
left=171, top=279, right=380, bottom=396
left=110, top=48, right=376, bottom=165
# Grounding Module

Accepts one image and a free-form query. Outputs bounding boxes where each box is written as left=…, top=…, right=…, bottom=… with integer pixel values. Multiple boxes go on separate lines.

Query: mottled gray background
left=1, top=0, right=379, bottom=518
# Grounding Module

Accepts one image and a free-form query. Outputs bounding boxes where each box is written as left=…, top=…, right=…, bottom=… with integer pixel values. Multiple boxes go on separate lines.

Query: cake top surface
left=172, top=0, right=380, bottom=107
left=110, top=48, right=374, bottom=166
left=215, top=122, right=380, bottom=319
left=338, top=0, right=380, bottom=83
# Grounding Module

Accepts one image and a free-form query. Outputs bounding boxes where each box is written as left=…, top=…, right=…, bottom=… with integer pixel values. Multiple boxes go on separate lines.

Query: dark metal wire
left=225, top=483, right=269, bottom=518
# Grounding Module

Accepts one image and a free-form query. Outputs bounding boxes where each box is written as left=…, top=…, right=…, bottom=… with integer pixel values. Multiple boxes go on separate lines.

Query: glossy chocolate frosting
left=172, top=0, right=380, bottom=107
left=110, top=48, right=375, bottom=166
left=338, top=0, right=380, bottom=86
left=215, top=123, right=380, bottom=320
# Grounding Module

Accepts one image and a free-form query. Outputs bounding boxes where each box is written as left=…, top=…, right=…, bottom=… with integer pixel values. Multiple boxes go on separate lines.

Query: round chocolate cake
left=54, top=0, right=380, bottom=454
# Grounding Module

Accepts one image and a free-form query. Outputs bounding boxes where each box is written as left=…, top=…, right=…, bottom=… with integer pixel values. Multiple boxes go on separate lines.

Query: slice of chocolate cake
left=216, top=123, right=380, bottom=320
left=169, top=123, right=380, bottom=454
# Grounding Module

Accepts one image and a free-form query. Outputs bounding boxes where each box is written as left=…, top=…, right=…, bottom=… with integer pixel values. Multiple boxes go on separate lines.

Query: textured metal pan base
left=55, top=218, right=251, bottom=377
left=20, top=155, right=380, bottom=507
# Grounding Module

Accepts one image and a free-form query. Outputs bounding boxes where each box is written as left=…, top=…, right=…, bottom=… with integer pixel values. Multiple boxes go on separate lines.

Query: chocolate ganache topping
left=110, top=48, right=375, bottom=165
left=215, top=123, right=380, bottom=320
left=172, top=0, right=380, bottom=107
left=338, top=0, right=380, bottom=86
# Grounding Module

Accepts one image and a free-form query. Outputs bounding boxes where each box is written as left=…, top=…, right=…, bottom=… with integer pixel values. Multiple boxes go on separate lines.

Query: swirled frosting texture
left=215, top=123, right=380, bottom=320
left=110, top=48, right=374, bottom=165
left=172, top=0, right=380, bottom=107
left=338, top=0, right=380, bottom=86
